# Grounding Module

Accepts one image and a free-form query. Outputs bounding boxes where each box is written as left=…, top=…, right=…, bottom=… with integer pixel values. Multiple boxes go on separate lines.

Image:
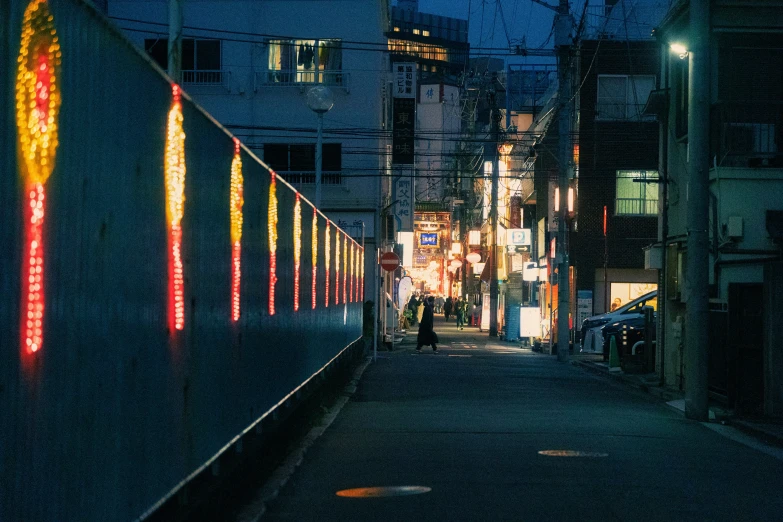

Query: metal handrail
left=257, top=70, right=349, bottom=90
left=180, top=70, right=230, bottom=88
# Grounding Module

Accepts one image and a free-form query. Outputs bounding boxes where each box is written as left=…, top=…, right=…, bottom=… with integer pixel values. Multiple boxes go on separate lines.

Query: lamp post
left=306, top=86, right=334, bottom=208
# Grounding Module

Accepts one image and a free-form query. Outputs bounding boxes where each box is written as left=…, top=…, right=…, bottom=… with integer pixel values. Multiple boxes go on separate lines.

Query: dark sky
left=416, top=0, right=577, bottom=55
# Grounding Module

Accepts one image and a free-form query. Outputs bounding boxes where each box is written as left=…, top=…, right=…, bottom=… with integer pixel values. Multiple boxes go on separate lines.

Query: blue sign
left=420, top=233, right=438, bottom=246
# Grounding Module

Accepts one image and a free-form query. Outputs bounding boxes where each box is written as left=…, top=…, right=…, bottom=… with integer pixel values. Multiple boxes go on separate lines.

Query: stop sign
left=380, top=252, right=401, bottom=272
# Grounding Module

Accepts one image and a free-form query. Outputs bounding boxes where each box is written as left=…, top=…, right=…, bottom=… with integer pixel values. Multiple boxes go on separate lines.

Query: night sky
left=416, top=0, right=590, bottom=60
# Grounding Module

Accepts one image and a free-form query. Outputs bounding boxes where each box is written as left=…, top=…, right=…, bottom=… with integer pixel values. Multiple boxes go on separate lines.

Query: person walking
left=455, top=297, right=466, bottom=330
left=407, top=294, right=419, bottom=326
left=444, top=296, right=453, bottom=321
left=416, top=296, right=439, bottom=353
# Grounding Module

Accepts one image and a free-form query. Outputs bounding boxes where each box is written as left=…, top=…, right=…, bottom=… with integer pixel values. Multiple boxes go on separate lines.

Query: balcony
left=180, top=70, right=230, bottom=89
left=276, top=171, right=343, bottom=186
left=711, top=102, right=783, bottom=168
left=256, top=71, right=350, bottom=92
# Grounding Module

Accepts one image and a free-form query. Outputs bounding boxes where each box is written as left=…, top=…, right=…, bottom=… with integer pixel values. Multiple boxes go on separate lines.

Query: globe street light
left=306, top=86, right=334, bottom=208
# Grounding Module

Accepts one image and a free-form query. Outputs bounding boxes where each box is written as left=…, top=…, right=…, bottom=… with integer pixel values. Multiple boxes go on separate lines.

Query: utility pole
left=685, top=0, right=710, bottom=421
left=487, top=97, right=501, bottom=337
left=168, top=0, right=183, bottom=82
left=555, top=0, right=573, bottom=362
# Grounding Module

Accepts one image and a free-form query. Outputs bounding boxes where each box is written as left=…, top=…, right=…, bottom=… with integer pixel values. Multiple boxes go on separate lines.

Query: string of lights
left=16, top=0, right=61, bottom=355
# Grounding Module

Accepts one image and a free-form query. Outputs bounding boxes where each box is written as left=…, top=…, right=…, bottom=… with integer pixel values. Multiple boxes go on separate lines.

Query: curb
left=237, top=357, right=373, bottom=522
left=571, top=359, right=682, bottom=403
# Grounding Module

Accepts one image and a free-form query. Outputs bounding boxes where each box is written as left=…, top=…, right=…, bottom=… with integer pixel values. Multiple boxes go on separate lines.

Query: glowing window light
left=293, top=193, right=302, bottom=311
left=230, top=138, right=244, bottom=322
left=324, top=221, right=330, bottom=307
left=342, top=234, right=348, bottom=305
left=15, top=0, right=61, bottom=356
left=334, top=232, right=341, bottom=305
left=311, top=208, right=317, bottom=310
left=268, top=171, right=278, bottom=315
left=165, top=84, right=187, bottom=331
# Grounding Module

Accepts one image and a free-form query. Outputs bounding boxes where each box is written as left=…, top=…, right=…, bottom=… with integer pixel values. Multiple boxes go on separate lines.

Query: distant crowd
left=406, top=294, right=477, bottom=331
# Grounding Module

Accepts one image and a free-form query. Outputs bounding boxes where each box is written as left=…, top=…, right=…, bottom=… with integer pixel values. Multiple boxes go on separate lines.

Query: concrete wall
left=1, top=1, right=363, bottom=519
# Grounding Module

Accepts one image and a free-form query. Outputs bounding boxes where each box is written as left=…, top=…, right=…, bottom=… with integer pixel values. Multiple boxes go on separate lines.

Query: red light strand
left=312, top=208, right=317, bottom=310
left=268, top=172, right=278, bottom=315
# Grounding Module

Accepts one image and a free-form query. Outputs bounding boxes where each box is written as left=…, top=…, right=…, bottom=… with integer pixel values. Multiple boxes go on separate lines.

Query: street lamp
left=306, top=86, right=334, bottom=208
left=670, top=43, right=689, bottom=59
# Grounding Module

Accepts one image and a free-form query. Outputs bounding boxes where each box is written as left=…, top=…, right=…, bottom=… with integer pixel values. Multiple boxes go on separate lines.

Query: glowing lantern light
left=163, top=84, right=187, bottom=331
left=324, top=221, right=330, bottom=307
left=450, top=259, right=463, bottom=268
left=268, top=171, right=278, bottom=315
left=230, top=138, right=244, bottom=321
left=348, top=241, right=354, bottom=303
left=335, top=232, right=341, bottom=305
left=312, top=208, right=318, bottom=309
left=15, top=0, right=61, bottom=355
left=466, top=252, right=481, bottom=264
left=293, top=193, right=302, bottom=311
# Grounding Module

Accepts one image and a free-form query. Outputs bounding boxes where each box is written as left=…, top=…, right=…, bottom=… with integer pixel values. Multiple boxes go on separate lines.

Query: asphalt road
left=254, top=316, right=783, bottom=521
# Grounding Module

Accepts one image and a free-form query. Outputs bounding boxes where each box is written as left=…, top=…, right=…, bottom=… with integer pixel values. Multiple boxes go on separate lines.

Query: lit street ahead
left=250, top=317, right=783, bottom=521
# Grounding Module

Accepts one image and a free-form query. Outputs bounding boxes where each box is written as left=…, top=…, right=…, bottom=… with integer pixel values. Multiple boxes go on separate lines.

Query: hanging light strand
left=293, top=193, right=302, bottom=311
left=325, top=221, right=330, bottom=307
left=268, top=171, right=278, bottom=315
left=230, top=138, right=244, bottom=321
left=165, top=84, right=187, bottom=331
left=16, top=0, right=61, bottom=355
left=311, top=208, right=317, bottom=310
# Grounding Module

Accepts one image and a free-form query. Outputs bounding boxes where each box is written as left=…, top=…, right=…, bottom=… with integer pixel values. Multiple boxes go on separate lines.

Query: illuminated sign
left=420, top=233, right=438, bottom=246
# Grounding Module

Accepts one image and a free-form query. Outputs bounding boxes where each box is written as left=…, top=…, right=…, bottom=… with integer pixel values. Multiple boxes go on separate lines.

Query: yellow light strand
left=293, top=194, right=302, bottom=311
left=268, top=172, right=278, bottom=315
left=15, top=0, right=61, bottom=356
left=335, top=232, right=340, bottom=305
left=230, top=138, right=244, bottom=321
left=312, top=209, right=318, bottom=309
left=342, top=234, right=348, bottom=305
left=325, top=221, right=330, bottom=307
left=165, top=85, right=187, bottom=331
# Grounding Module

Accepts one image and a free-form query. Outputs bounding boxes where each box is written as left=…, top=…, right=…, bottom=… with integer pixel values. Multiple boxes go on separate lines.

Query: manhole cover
left=336, top=486, right=431, bottom=498
left=538, top=450, right=608, bottom=457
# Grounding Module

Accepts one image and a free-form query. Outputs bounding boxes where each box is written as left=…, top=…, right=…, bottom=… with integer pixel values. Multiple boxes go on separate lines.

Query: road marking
left=336, top=486, right=431, bottom=498
left=538, top=450, right=609, bottom=458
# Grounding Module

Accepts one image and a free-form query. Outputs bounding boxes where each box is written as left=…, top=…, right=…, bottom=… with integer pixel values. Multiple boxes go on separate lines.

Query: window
left=615, top=170, right=658, bottom=216
left=387, top=39, right=448, bottom=62
left=267, top=39, right=343, bottom=85
left=413, top=28, right=421, bottom=35
left=263, top=143, right=342, bottom=184
left=422, top=30, right=431, bottom=37
left=672, top=60, right=688, bottom=138
left=393, top=26, right=401, bottom=32
left=144, top=38, right=223, bottom=84
left=596, top=75, right=656, bottom=121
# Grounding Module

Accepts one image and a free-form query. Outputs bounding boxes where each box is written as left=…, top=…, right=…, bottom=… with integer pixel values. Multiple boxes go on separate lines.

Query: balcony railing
left=256, top=71, right=349, bottom=91
left=180, top=70, right=230, bottom=89
left=711, top=102, right=783, bottom=167
left=276, top=171, right=343, bottom=186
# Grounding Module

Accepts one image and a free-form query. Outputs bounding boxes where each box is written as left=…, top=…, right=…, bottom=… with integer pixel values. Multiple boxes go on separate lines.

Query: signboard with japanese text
left=419, top=232, right=438, bottom=247
left=392, top=97, right=415, bottom=165
left=394, top=62, right=417, bottom=98
left=392, top=170, right=414, bottom=232
left=420, top=84, right=443, bottom=103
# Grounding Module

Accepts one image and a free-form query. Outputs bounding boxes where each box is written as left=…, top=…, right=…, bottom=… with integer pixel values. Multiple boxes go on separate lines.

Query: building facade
left=655, top=0, right=783, bottom=416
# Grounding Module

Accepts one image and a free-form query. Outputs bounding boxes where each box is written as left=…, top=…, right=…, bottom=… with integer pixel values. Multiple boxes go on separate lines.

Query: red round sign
left=380, top=252, right=401, bottom=272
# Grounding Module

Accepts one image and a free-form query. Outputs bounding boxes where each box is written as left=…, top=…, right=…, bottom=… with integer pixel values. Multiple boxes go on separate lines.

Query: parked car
left=580, top=290, right=657, bottom=354
left=597, top=314, right=656, bottom=360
